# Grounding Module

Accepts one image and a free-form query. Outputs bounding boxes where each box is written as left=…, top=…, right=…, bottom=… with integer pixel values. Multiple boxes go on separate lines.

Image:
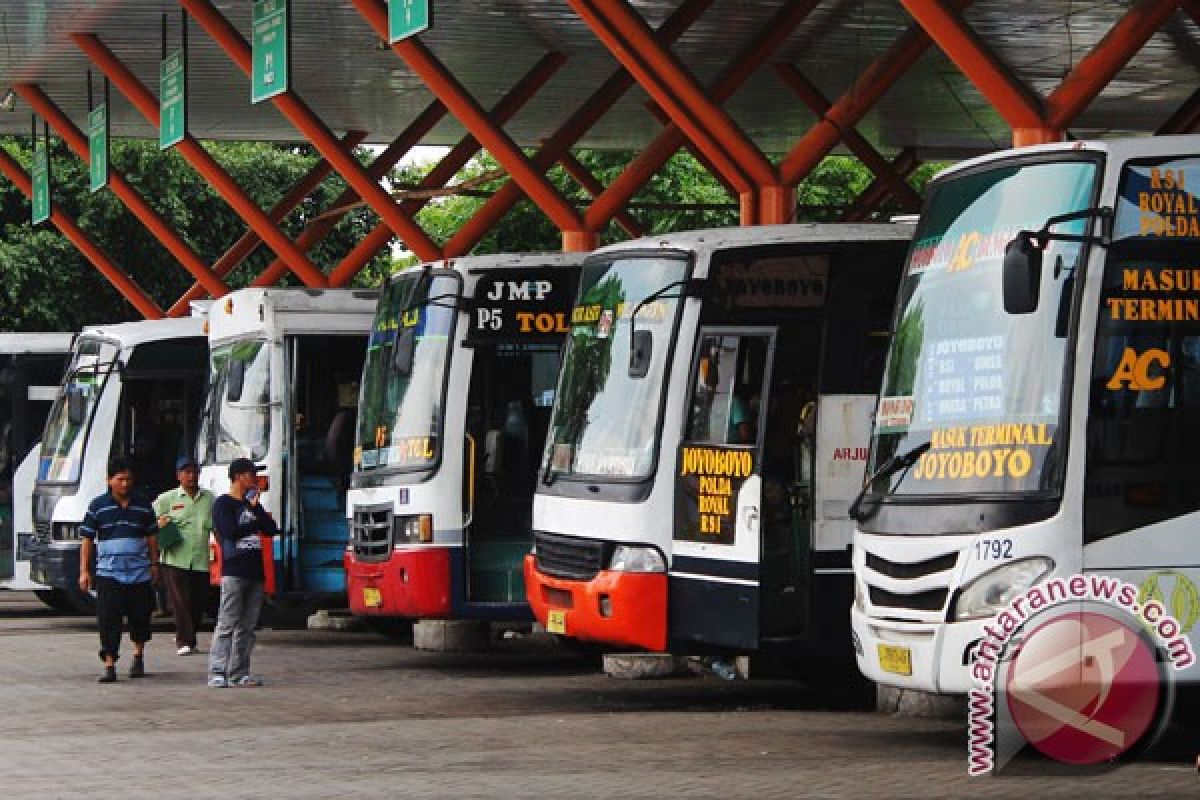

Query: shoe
left=207, top=675, right=229, bottom=688
left=234, top=675, right=263, bottom=687
left=177, top=645, right=197, bottom=656
left=129, top=657, right=146, bottom=678
left=98, top=666, right=117, bottom=683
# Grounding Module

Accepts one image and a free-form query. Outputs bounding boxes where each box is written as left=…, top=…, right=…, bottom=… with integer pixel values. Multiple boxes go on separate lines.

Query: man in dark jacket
left=207, top=458, right=277, bottom=688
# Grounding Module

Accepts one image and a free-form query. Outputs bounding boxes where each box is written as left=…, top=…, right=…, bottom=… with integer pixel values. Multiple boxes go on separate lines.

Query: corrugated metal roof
left=0, top=1, right=1193, bottom=157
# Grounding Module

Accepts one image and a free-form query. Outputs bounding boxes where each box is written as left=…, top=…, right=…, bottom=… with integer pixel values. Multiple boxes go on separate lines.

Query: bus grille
left=869, top=586, right=949, bottom=613
left=33, top=521, right=51, bottom=541
left=865, top=551, right=957, bottom=580
left=534, top=531, right=607, bottom=581
left=350, top=504, right=392, bottom=562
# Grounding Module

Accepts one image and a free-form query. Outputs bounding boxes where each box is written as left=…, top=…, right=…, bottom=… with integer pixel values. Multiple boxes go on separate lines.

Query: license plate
left=362, top=587, right=383, bottom=608
left=877, top=643, right=912, bottom=676
left=546, top=609, right=566, bottom=634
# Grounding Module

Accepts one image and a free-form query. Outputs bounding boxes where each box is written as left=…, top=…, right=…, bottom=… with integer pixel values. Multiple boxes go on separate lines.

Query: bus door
left=286, top=334, right=367, bottom=594
left=461, top=267, right=577, bottom=607
left=463, top=341, right=562, bottom=605
left=670, top=327, right=775, bottom=650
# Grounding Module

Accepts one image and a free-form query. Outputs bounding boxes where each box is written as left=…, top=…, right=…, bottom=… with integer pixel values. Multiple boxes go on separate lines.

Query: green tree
left=0, top=137, right=388, bottom=331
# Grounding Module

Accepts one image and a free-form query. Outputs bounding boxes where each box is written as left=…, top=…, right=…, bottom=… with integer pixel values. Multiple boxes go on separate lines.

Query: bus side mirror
left=226, top=359, right=246, bottom=403
left=391, top=328, right=416, bottom=376
left=66, top=386, right=86, bottom=426
left=1003, top=234, right=1042, bottom=314
left=629, top=330, right=653, bottom=379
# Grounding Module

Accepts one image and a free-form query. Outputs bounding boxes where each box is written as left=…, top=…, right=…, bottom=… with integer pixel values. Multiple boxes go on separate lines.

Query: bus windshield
left=866, top=158, right=1098, bottom=500
left=355, top=271, right=459, bottom=473
left=38, top=338, right=119, bottom=483
left=543, top=255, right=689, bottom=481
left=202, top=339, right=271, bottom=463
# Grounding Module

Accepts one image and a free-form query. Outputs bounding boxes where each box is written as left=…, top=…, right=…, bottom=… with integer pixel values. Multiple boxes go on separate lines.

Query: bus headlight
left=953, top=557, right=1054, bottom=621
left=609, top=545, right=666, bottom=573
left=394, top=514, right=433, bottom=545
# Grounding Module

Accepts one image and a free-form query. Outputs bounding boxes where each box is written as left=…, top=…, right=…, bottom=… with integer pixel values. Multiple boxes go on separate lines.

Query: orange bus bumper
left=523, top=554, right=667, bottom=652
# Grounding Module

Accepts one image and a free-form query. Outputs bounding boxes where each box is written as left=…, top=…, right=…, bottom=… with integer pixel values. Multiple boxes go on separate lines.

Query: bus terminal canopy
left=2, top=0, right=1200, bottom=319
left=0, top=0, right=1197, bottom=153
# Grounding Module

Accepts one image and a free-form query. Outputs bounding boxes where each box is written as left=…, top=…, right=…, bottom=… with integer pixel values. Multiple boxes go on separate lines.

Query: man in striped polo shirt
left=79, top=456, right=161, bottom=683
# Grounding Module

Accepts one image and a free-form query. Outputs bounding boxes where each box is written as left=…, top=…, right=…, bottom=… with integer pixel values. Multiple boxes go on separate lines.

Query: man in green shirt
left=154, top=455, right=215, bottom=656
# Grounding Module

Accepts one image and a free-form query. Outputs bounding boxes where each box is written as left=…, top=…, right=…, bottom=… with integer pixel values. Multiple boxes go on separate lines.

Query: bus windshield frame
left=200, top=337, right=272, bottom=465
left=354, top=269, right=461, bottom=479
left=864, top=153, right=1103, bottom=507
left=37, top=337, right=120, bottom=485
left=541, top=252, right=692, bottom=486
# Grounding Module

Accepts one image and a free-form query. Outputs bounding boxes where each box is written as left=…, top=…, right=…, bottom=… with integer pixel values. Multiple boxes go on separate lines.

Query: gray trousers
left=208, top=576, right=265, bottom=681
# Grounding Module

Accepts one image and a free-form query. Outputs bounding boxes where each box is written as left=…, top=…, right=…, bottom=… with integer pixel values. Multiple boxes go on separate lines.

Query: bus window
left=686, top=334, right=769, bottom=447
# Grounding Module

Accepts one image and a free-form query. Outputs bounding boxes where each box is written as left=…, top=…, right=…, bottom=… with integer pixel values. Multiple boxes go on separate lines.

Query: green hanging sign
left=252, top=0, right=289, bottom=104
left=160, top=49, right=186, bottom=149
left=31, top=138, right=50, bottom=225
left=388, top=0, right=431, bottom=43
left=88, top=104, right=108, bottom=193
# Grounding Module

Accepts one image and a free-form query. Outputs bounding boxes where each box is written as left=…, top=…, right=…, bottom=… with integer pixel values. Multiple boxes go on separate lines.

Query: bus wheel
left=34, top=589, right=71, bottom=612
left=61, top=587, right=97, bottom=616
left=363, top=617, right=414, bottom=642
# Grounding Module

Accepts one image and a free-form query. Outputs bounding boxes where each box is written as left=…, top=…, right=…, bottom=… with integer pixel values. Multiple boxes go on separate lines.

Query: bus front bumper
left=851, top=604, right=981, bottom=694
left=524, top=555, right=667, bottom=652
left=345, top=547, right=452, bottom=618
left=28, top=539, right=80, bottom=591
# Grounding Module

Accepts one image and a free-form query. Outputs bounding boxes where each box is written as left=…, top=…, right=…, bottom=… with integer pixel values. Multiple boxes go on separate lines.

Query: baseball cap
left=175, top=454, right=199, bottom=471
left=227, top=458, right=262, bottom=480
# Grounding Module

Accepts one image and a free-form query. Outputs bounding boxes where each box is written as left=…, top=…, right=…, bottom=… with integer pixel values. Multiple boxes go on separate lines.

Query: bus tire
left=61, top=587, right=97, bottom=616
left=34, top=589, right=71, bottom=612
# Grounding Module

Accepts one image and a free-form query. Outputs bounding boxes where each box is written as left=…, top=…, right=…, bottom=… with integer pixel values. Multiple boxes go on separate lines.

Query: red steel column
left=778, top=4, right=970, bottom=187
left=15, top=84, right=230, bottom=298
left=577, top=0, right=777, bottom=189
left=169, top=130, right=367, bottom=315
left=583, top=0, right=820, bottom=232
left=72, top=32, right=328, bottom=287
left=772, top=65, right=923, bottom=211
left=443, top=0, right=715, bottom=256
left=322, top=54, right=565, bottom=286
left=565, top=0, right=752, bottom=194
left=350, top=0, right=587, bottom=249
left=0, top=147, right=164, bottom=319
left=180, top=0, right=442, bottom=262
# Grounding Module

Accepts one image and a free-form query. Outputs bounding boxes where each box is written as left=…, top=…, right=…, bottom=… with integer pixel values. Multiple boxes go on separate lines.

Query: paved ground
left=1, top=591, right=1196, bottom=799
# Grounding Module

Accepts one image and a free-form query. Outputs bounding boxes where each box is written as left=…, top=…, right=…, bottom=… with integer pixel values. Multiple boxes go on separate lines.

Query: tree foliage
left=0, top=136, right=388, bottom=331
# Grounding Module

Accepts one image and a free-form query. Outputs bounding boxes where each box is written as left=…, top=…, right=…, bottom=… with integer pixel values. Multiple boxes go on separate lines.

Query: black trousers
left=95, top=576, right=154, bottom=661
left=162, top=565, right=210, bottom=648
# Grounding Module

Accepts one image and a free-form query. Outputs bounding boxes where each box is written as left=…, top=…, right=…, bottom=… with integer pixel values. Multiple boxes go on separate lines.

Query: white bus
left=853, top=135, right=1200, bottom=693
left=345, top=254, right=582, bottom=625
left=197, top=288, right=377, bottom=608
left=525, top=225, right=910, bottom=666
left=0, top=333, right=73, bottom=604
left=29, top=318, right=209, bottom=614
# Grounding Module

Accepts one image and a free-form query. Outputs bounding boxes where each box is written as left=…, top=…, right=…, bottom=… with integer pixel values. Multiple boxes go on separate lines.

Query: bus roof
left=390, top=252, right=588, bottom=282
left=79, top=317, right=206, bottom=348
left=0, top=333, right=74, bottom=355
left=933, top=133, right=1200, bottom=184
left=587, top=222, right=915, bottom=261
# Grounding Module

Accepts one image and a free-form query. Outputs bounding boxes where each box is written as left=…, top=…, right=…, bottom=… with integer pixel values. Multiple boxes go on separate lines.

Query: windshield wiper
left=847, top=442, right=931, bottom=523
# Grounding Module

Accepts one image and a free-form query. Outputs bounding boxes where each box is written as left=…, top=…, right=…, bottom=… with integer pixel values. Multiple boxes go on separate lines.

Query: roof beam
left=169, top=129, right=367, bottom=315
left=771, top=65, right=923, bottom=211
left=583, top=0, right=820, bottom=231
left=0, top=145, right=163, bottom=319
left=898, top=0, right=1043, bottom=128
left=443, top=0, right=715, bottom=256
left=778, top=4, right=968, bottom=186
left=71, top=32, right=328, bottom=287
left=13, top=83, right=230, bottom=300
left=350, top=0, right=587, bottom=249
left=841, top=149, right=921, bottom=222
left=180, top=0, right=442, bottom=263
